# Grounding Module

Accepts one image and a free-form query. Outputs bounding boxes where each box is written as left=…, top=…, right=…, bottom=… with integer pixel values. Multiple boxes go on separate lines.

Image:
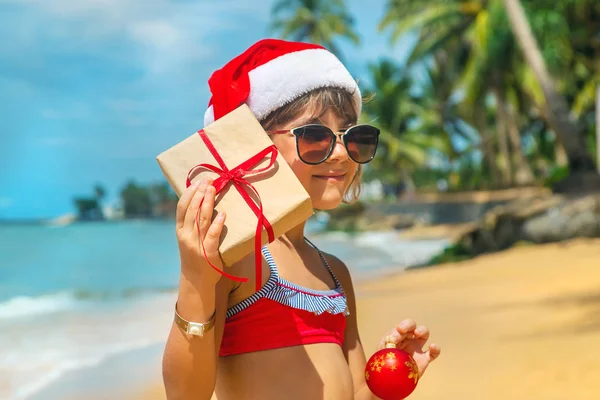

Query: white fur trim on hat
left=204, top=48, right=361, bottom=127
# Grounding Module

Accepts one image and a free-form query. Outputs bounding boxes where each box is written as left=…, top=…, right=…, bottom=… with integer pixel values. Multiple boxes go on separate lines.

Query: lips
left=313, top=172, right=347, bottom=181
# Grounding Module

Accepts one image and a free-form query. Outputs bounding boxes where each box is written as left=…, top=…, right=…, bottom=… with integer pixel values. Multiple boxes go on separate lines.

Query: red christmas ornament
left=365, top=340, right=419, bottom=400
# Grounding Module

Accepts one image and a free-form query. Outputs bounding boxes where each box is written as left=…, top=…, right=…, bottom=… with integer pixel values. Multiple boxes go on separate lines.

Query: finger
left=414, top=325, right=429, bottom=343
left=427, top=343, right=441, bottom=362
left=203, top=211, right=226, bottom=262
left=198, top=185, right=216, bottom=242
left=176, top=181, right=201, bottom=229
left=405, top=325, right=430, bottom=353
left=396, top=319, right=417, bottom=340
left=379, top=329, right=410, bottom=349
left=183, top=178, right=210, bottom=231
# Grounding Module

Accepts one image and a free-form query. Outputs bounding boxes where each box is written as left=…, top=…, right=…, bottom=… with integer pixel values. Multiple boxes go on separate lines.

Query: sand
left=133, top=238, right=600, bottom=400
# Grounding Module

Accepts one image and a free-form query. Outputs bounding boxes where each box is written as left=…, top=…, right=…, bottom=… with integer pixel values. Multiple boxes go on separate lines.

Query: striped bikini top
left=219, top=238, right=349, bottom=357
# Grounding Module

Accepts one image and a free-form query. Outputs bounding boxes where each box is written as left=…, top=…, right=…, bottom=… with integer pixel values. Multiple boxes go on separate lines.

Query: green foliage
left=427, top=242, right=472, bottom=265
left=73, top=183, right=107, bottom=221
left=270, top=0, right=359, bottom=57
left=73, top=197, right=104, bottom=221
left=544, top=165, right=570, bottom=188
left=120, top=180, right=155, bottom=218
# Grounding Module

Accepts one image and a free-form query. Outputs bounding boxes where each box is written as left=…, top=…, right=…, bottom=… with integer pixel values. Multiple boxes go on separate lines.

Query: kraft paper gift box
left=156, top=104, right=314, bottom=286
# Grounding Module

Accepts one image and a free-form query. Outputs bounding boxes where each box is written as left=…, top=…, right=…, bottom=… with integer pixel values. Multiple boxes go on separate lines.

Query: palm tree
left=383, top=0, right=517, bottom=187
left=270, top=0, right=360, bottom=57
left=94, top=183, right=106, bottom=202
left=381, top=0, right=559, bottom=188
left=502, top=0, right=597, bottom=178
left=361, top=59, right=455, bottom=193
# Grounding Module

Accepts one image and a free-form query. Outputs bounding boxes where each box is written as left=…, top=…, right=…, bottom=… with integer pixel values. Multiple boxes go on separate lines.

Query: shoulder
left=321, top=252, right=355, bottom=295
left=225, top=250, right=271, bottom=296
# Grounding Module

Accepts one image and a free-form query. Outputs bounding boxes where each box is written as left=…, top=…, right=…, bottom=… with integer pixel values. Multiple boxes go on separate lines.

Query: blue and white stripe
left=225, top=238, right=349, bottom=319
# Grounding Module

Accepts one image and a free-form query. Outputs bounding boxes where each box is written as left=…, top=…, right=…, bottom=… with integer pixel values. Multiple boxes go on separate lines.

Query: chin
left=311, top=195, right=345, bottom=211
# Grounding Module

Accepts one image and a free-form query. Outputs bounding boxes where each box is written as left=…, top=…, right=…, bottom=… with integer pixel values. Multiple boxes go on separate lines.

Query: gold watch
left=174, top=302, right=216, bottom=337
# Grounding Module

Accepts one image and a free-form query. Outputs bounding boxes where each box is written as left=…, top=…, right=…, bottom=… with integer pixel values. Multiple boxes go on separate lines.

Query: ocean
left=0, top=219, right=449, bottom=399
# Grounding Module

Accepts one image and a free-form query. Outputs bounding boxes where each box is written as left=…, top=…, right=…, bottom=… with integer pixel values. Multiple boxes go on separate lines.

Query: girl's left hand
left=377, top=319, right=441, bottom=377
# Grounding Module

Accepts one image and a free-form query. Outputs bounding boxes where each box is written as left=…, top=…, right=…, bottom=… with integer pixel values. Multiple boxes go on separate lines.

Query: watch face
left=188, top=322, right=205, bottom=336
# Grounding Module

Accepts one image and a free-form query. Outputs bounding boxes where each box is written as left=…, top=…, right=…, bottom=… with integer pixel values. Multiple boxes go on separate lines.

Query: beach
left=129, top=237, right=600, bottom=400
left=3, top=220, right=600, bottom=400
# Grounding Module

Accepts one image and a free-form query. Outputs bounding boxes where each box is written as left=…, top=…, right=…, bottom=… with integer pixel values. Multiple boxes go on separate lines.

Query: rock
left=454, top=193, right=600, bottom=257
left=325, top=201, right=417, bottom=232
left=522, top=195, right=600, bottom=242
left=551, top=171, right=600, bottom=193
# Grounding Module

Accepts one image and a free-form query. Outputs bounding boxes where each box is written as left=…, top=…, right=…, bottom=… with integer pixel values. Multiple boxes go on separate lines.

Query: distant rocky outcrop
left=453, top=193, right=600, bottom=256
left=325, top=201, right=419, bottom=232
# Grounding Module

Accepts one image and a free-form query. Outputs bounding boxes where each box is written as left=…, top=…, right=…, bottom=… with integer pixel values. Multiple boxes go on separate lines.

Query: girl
left=162, top=39, right=441, bottom=400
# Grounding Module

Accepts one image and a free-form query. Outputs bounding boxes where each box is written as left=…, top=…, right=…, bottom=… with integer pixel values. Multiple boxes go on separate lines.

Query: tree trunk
left=597, top=84, right=600, bottom=173
left=475, top=109, right=501, bottom=188
left=496, top=88, right=535, bottom=185
left=493, top=92, right=513, bottom=187
left=502, top=0, right=596, bottom=173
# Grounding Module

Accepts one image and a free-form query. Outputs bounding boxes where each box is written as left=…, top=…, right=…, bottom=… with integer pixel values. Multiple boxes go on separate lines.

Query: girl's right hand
left=175, top=176, right=227, bottom=288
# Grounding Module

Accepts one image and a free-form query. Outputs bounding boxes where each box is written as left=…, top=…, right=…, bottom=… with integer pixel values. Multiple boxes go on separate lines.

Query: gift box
left=156, top=104, right=314, bottom=288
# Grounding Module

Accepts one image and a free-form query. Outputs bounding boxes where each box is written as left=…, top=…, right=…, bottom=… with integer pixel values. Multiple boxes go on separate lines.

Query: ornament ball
left=364, top=341, right=419, bottom=400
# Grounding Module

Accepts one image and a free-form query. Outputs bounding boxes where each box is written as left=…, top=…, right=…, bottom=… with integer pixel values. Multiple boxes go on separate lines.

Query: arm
left=162, top=272, right=233, bottom=400
left=324, top=253, right=380, bottom=400
left=325, top=255, right=441, bottom=400
left=161, top=178, right=234, bottom=400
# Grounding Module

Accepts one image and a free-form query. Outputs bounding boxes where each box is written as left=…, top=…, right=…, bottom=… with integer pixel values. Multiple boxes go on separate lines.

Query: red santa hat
left=204, top=38, right=362, bottom=126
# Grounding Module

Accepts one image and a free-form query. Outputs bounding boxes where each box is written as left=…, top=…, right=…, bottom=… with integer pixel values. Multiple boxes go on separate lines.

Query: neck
left=279, top=220, right=307, bottom=248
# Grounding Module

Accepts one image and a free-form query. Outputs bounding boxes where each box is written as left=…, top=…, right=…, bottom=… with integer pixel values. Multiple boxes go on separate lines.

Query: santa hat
left=203, top=38, right=362, bottom=127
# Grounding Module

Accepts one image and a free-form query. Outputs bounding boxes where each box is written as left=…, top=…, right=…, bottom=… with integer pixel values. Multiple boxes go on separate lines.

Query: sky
left=0, top=0, right=416, bottom=220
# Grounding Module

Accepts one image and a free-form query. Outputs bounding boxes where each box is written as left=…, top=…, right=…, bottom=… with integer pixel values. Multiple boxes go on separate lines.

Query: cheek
left=288, top=159, right=314, bottom=189
left=274, top=138, right=314, bottom=187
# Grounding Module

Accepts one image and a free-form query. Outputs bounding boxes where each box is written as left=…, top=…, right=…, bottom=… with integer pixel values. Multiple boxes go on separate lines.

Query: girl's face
left=269, top=108, right=359, bottom=210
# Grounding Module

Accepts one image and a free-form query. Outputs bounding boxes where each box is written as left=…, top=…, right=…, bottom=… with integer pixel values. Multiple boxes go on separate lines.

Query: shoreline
left=26, top=343, right=166, bottom=400
left=16, top=227, right=600, bottom=399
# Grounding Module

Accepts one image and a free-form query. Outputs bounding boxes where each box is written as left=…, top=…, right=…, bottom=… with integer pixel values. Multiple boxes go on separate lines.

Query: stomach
left=213, top=343, right=354, bottom=400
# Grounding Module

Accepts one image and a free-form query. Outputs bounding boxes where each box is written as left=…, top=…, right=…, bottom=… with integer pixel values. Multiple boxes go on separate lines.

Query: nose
left=327, top=132, right=349, bottom=162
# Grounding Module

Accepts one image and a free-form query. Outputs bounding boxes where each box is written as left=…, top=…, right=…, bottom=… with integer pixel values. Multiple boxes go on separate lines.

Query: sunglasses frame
left=268, top=124, right=380, bottom=165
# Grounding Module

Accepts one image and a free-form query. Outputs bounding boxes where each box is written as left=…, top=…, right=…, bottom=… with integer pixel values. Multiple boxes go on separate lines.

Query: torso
left=214, top=343, right=354, bottom=400
left=211, top=238, right=354, bottom=400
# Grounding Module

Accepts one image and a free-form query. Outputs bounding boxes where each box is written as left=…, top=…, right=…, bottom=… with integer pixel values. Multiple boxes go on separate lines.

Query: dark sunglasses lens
left=296, top=126, right=334, bottom=164
left=345, top=126, right=379, bottom=163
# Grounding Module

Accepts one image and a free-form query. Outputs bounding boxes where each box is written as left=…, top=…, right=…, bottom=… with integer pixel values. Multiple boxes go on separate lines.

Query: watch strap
left=174, top=302, right=216, bottom=337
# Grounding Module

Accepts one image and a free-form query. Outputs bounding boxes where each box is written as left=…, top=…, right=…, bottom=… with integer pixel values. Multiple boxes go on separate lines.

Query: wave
left=0, top=287, right=177, bottom=321
left=311, top=230, right=450, bottom=269
left=1, top=290, right=176, bottom=400
left=15, top=340, right=160, bottom=400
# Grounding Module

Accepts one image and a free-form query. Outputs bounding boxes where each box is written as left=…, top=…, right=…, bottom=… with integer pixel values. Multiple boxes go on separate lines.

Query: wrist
left=177, top=274, right=217, bottom=322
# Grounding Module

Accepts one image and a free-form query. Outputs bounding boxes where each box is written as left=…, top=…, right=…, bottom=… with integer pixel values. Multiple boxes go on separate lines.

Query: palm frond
left=572, top=74, right=600, bottom=117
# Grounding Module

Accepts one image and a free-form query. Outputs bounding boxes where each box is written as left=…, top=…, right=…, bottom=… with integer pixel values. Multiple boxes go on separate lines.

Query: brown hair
left=260, top=87, right=363, bottom=204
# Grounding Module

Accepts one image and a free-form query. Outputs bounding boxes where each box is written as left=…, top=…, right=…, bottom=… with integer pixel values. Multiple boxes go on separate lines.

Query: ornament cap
left=384, top=336, right=397, bottom=348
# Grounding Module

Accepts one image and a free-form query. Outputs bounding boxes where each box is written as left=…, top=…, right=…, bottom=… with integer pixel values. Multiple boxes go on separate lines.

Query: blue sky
left=0, top=0, right=415, bottom=220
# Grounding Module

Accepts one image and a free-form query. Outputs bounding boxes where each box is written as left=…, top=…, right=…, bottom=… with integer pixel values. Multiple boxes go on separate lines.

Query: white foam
left=311, top=230, right=450, bottom=269
left=15, top=340, right=158, bottom=400
left=0, top=292, right=78, bottom=320
left=0, top=291, right=176, bottom=400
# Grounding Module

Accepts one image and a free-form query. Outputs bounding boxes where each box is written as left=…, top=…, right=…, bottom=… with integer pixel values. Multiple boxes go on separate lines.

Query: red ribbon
left=185, top=129, right=277, bottom=292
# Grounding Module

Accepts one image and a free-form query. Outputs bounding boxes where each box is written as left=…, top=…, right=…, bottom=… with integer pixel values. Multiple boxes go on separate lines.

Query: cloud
left=0, top=0, right=274, bottom=76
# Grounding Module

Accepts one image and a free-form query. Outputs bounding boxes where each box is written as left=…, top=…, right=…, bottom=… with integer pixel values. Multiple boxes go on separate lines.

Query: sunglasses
left=268, top=124, right=380, bottom=165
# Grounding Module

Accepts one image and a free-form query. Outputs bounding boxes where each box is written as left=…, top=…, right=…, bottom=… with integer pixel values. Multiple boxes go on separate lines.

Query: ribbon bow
left=186, top=129, right=277, bottom=292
